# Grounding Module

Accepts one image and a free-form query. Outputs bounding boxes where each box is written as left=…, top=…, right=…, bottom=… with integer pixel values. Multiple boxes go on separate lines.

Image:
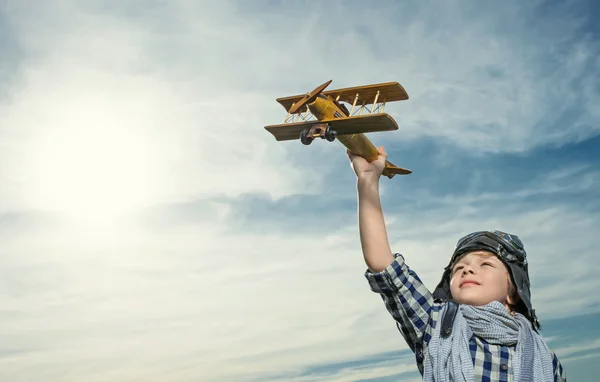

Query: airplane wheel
left=300, top=128, right=313, bottom=145
left=324, top=126, right=337, bottom=142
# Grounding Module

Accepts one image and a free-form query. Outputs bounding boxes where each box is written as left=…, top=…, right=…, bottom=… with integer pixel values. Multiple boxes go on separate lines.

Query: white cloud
left=0, top=1, right=322, bottom=220
left=2, top=0, right=598, bottom=211
left=554, top=338, right=600, bottom=361
left=0, top=1, right=598, bottom=381
left=282, top=360, right=421, bottom=382
left=2, top=198, right=598, bottom=381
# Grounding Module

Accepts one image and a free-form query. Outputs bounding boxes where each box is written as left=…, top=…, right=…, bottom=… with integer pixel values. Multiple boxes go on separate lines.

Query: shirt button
left=501, top=364, right=508, bottom=371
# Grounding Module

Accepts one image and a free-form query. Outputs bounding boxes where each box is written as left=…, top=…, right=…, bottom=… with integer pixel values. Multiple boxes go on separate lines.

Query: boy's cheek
left=449, top=277, right=457, bottom=289
left=448, top=280, right=457, bottom=297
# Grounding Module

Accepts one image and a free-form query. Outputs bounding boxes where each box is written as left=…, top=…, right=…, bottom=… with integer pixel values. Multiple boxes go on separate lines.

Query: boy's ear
left=506, top=294, right=515, bottom=305
left=506, top=273, right=518, bottom=305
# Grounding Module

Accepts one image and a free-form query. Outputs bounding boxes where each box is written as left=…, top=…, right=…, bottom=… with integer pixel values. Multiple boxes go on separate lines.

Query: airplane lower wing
left=264, top=113, right=398, bottom=141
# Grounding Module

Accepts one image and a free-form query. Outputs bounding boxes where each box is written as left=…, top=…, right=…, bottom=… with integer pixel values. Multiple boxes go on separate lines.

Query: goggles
left=454, top=230, right=527, bottom=265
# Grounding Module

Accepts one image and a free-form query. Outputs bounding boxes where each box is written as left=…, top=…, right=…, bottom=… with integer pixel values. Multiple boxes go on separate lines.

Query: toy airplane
left=264, top=80, right=412, bottom=178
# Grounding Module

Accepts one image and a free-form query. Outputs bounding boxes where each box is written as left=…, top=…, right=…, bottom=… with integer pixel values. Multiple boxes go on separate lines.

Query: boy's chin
left=453, top=295, right=496, bottom=306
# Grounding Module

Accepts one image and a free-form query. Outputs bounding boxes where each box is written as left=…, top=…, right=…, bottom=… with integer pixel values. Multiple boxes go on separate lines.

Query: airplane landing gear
left=324, top=126, right=337, bottom=142
left=300, top=128, right=313, bottom=145
left=300, top=124, right=337, bottom=145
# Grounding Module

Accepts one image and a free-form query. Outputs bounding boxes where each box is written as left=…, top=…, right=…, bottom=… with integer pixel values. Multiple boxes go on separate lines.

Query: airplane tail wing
left=382, top=160, right=412, bottom=178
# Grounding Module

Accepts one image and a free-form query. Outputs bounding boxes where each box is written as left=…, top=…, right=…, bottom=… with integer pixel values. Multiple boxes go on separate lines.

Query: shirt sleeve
left=364, top=253, right=435, bottom=353
left=553, top=351, right=567, bottom=382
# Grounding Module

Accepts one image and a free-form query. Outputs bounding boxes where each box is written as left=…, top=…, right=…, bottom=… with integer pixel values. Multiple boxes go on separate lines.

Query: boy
left=348, top=147, right=566, bottom=381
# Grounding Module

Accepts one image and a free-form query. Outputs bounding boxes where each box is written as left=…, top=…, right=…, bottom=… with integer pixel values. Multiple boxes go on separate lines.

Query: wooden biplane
left=264, top=80, right=412, bottom=178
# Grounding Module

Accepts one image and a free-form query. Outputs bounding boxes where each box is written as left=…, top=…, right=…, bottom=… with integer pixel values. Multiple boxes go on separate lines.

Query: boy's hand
left=347, top=146, right=387, bottom=183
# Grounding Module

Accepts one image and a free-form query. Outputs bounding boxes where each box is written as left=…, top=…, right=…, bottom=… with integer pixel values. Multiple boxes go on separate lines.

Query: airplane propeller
left=288, top=79, right=332, bottom=114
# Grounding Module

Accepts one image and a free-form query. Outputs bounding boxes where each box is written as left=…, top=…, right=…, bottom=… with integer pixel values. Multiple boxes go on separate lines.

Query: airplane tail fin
left=382, top=160, right=412, bottom=179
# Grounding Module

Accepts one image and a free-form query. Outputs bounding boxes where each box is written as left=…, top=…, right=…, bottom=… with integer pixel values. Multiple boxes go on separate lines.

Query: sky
left=0, top=0, right=599, bottom=381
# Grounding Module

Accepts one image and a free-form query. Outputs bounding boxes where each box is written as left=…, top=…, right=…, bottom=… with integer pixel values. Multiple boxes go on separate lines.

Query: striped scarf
left=423, top=301, right=555, bottom=381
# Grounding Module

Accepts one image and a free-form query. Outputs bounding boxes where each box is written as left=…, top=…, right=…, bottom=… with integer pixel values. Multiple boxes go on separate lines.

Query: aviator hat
left=432, top=230, right=541, bottom=331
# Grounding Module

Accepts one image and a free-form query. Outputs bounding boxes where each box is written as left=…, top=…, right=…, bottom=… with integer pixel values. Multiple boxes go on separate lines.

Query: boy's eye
left=453, top=266, right=463, bottom=273
left=482, top=262, right=492, bottom=267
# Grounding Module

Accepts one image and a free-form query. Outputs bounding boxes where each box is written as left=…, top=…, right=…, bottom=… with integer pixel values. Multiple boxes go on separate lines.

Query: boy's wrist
left=357, top=176, right=380, bottom=192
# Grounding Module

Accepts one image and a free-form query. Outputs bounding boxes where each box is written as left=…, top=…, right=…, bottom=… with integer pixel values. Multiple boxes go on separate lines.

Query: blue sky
left=0, top=0, right=599, bottom=381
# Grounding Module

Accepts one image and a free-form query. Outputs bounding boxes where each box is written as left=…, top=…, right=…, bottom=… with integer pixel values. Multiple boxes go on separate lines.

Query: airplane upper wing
left=276, top=82, right=409, bottom=114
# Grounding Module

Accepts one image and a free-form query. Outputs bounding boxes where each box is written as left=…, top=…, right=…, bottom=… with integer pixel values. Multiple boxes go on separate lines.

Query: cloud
left=4, top=184, right=595, bottom=381
left=0, top=1, right=322, bottom=221
left=2, top=0, right=599, bottom=211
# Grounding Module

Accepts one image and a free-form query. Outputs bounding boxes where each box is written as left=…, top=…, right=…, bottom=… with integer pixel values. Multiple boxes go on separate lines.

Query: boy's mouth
left=460, top=280, right=480, bottom=287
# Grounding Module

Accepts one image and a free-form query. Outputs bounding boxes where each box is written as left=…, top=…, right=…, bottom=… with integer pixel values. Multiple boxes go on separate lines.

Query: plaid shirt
left=365, top=253, right=566, bottom=382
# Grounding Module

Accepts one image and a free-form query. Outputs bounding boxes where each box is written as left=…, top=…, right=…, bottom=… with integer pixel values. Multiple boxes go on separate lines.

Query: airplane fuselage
left=307, top=94, right=348, bottom=120
left=307, top=95, right=381, bottom=163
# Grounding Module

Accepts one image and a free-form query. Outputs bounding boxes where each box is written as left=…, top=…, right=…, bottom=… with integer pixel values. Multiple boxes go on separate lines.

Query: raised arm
left=348, top=146, right=394, bottom=271
left=349, top=147, right=437, bottom=363
left=357, top=177, right=394, bottom=272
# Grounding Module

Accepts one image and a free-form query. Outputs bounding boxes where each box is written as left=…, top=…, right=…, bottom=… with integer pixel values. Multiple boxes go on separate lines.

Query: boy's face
left=449, top=250, right=513, bottom=307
